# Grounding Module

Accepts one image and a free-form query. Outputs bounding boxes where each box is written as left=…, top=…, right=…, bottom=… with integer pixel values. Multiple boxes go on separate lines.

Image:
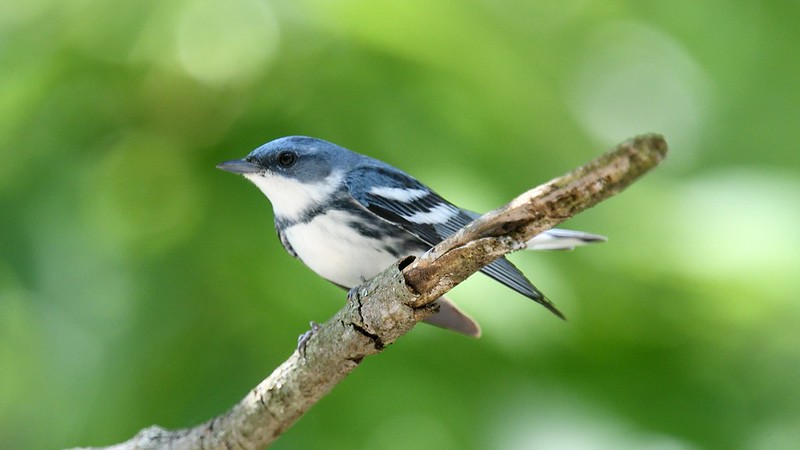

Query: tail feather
left=423, top=296, right=481, bottom=337
left=419, top=227, right=606, bottom=332
left=480, top=257, right=566, bottom=319
left=525, top=228, right=607, bottom=251
left=478, top=228, right=605, bottom=319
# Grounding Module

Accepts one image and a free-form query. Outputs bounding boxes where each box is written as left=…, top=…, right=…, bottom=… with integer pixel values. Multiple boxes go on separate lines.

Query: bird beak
left=216, top=159, right=262, bottom=174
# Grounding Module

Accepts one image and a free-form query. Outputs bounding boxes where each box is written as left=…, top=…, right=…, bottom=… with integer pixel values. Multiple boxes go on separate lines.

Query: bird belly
left=282, top=210, right=421, bottom=288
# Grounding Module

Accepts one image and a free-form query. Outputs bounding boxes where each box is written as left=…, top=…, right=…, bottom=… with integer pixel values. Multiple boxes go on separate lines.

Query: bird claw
left=347, top=277, right=370, bottom=302
left=297, top=321, right=320, bottom=357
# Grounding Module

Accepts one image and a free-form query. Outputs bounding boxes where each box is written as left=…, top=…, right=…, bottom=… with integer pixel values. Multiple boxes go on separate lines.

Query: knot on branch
left=345, top=258, right=436, bottom=347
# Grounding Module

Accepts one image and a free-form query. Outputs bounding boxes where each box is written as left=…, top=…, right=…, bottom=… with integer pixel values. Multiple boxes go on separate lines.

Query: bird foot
left=297, top=321, right=320, bottom=357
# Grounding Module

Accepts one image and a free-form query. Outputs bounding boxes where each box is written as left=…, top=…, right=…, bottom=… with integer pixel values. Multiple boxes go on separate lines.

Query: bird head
left=217, top=136, right=355, bottom=220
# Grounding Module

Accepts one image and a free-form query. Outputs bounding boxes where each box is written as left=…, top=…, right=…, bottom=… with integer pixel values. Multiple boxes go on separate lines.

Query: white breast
left=283, top=210, right=417, bottom=288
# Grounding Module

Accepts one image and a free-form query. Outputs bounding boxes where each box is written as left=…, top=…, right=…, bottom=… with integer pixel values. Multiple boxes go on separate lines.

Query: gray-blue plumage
left=218, top=136, right=605, bottom=335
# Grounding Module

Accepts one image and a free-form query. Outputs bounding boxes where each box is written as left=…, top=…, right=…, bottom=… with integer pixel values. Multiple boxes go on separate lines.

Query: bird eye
left=277, top=151, right=297, bottom=167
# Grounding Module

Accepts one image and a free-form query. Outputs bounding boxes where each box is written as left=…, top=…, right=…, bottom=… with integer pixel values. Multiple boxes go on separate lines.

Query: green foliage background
left=2, top=1, right=798, bottom=449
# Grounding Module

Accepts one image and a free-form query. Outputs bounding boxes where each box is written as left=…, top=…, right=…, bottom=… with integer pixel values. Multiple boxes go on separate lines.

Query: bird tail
left=423, top=228, right=606, bottom=332
left=525, top=228, right=606, bottom=251
left=423, top=296, right=481, bottom=337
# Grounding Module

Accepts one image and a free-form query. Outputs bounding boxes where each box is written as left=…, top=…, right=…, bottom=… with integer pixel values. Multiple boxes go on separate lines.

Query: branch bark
left=74, top=134, right=667, bottom=450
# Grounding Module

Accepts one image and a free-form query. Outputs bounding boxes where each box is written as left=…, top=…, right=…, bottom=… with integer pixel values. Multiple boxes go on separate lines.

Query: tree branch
left=404, top=133, right=668, bottom=305
left=74, top=134, right=667, bottom=450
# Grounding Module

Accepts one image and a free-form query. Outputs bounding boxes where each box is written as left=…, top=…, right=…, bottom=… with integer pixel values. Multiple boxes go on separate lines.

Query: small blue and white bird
left=218, top=136, right=605, bottom=337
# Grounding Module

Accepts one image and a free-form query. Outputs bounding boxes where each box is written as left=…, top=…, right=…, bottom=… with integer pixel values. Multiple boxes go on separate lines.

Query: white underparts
left=282, top=210, right=416, bottom=287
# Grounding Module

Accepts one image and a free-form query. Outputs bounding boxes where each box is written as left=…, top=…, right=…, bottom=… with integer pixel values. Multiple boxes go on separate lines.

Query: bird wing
left=344, top=164, right=564, bottom=319
left=276, top=226, right=299, bottom=259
